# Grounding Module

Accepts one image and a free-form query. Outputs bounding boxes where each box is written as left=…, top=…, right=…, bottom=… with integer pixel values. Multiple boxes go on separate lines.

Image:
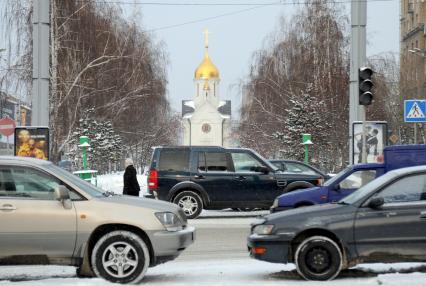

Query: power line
left=73, top=0, right=395, bottom=33
left=144, top=2, right=277, bottom=32
left=90, top=1, right=279, bottom=5
left=82, top=0, right=394, bottom=5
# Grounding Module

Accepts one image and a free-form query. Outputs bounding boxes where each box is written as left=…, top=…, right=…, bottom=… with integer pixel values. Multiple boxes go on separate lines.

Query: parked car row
left=3, top=144, right=426, bottom=283
left=144, top=144, right=426, bottom=281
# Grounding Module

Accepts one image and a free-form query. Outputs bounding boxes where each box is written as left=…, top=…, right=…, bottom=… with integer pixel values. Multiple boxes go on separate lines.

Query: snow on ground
left=1, top=260, right=426, bottom=285
left=97, top=172, right=147, bottom=196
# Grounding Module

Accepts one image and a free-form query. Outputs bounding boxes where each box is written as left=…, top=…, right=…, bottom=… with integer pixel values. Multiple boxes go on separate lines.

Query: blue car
left=270, top=144, right=426, bottom=212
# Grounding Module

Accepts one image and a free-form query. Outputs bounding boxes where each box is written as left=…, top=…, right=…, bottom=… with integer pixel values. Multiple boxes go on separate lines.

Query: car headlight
left=252, top=224, right=274, bottom=235
left=155, top=212, right=183, bottom=231
left=271, top=198, right=279, bottom=209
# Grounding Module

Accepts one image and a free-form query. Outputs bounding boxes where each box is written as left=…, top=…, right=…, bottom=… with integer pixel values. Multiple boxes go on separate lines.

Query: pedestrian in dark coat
left=123, top=158, right=140, bottom=197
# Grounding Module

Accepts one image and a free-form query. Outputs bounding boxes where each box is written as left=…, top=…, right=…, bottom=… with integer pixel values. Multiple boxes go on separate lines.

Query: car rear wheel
left=173, top=191, right=203, bottom=219
left=91, top=230, right=149, bottom=284
left=295, top=236, right=342, bottom=281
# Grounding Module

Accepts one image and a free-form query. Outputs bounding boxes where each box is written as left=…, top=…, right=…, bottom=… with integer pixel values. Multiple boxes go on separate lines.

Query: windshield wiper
left=337, top=200, right=349, bottom=205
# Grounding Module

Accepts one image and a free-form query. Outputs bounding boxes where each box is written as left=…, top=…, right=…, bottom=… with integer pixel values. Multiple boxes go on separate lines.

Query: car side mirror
left=55, top=185, right=72, bottom=209
left=368, top=197, right=384, bottom=209
left=258, top=166, right=269, bottom=174
left=334, top=184, right=341, bottom=192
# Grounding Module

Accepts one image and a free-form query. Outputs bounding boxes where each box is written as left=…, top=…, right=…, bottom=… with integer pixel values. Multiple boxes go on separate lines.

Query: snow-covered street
left=1, top=215, right=426, bottom=285
left=1, top=258, right=426, bottom=285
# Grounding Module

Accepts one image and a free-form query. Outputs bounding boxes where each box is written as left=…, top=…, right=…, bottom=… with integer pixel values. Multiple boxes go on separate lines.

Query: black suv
left=147, top=146, right=323, bottom=219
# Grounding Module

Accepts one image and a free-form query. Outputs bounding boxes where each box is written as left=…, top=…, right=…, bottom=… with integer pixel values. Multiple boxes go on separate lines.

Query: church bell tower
left=182, top=29, right=231, bottom=147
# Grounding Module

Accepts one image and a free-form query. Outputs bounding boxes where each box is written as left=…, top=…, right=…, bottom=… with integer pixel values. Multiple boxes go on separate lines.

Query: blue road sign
left=404, top=100, right=426, bottom=122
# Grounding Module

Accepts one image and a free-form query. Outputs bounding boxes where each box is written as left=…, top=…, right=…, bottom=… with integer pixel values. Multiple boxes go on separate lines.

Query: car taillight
left=317, top=178, right=324, bottom=186
left=148, top=169, right=158, bottom=191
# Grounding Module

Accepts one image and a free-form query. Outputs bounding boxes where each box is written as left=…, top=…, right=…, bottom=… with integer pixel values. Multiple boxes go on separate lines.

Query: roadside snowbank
left=1, top=260, right=426, bottom=285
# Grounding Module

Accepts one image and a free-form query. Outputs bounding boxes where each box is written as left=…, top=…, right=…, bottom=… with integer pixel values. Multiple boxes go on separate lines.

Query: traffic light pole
left=349, top=0, right=367, bottom=164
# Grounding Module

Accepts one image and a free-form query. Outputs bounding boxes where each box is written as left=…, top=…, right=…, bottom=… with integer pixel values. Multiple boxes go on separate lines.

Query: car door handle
left=420, top=211, right=426, bottom=218
left=0, top=204, right=16, bottom=211
left=234, top=176, right=246, bottom=181
left=194, top=175, right=204, bottom=179
left=386, top=212, right=397, bottom=217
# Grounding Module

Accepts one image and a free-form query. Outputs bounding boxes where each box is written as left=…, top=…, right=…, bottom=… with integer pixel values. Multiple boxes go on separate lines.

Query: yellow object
left=194, top=28, right=220, bottom=79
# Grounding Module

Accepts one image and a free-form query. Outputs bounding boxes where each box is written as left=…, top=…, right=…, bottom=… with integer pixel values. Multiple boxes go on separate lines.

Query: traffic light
left=359, top=67, right=373, bottom=105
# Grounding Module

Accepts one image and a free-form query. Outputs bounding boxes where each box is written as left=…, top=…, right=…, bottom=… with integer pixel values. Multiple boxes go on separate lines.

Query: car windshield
left=46, top=164, right=106, bottom=198
left=324, top=166, right=351, bottom=187
left=338, top=171, right=394, bottom=205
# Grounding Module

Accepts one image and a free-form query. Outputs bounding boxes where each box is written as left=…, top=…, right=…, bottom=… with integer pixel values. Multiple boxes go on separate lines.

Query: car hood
left=265, top=202, right=356, bottom=229
left=97, top=195, right=180, bottom=212
left=278, top=186, right=321, bottom=199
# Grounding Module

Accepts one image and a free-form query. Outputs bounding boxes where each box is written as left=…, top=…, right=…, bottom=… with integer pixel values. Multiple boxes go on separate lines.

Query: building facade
left=182, top=30, right=231, bottom=146
left=401, top=0, right=426, bottom=98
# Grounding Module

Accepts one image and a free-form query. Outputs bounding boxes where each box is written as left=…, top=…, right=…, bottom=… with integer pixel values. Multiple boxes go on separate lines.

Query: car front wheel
left=91, top=230, right=150, bottom=284
left=295, top=236, right=343, bottom=281
left=173, top=191, right=203, bottom=219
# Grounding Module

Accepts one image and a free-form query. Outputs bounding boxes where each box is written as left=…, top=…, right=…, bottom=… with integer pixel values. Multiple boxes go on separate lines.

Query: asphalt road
left=177, top=216, right=262, bottom=261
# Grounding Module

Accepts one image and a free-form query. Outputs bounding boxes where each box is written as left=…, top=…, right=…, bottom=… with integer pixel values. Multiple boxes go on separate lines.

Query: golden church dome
left=195, top=53, right=219, bottom=79
left=195, top=29, right=220, bottom=80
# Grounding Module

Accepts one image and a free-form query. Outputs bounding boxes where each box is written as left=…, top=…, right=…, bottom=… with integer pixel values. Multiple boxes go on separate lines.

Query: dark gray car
left=248, top=165, right=426, bottom=281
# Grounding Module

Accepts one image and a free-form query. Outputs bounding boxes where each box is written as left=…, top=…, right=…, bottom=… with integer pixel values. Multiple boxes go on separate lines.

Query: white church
left=182, top=30, right=232, bottom=147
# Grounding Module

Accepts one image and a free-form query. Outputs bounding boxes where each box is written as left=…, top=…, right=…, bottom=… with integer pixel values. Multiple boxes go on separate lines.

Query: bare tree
left=240, top=1, right=349, bottom=172
left=1, top=0, right=177, bottom=171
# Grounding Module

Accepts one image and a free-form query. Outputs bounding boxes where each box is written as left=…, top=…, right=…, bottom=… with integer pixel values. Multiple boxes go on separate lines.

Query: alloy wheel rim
left=102, top=241, right=139, bottom=278
left=305, top=247, right=331, bottom=274
left=178, top=196, right=198, bottom=216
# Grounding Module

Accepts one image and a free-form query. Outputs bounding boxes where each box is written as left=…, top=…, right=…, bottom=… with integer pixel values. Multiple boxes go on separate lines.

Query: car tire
left=295, top=236, right=343, bottom=281
left=173, top=190, right=203, bottom=219
left=91, top=230, right=150, bottom=284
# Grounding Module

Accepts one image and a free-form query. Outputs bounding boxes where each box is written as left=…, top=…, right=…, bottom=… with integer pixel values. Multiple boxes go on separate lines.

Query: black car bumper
left=247, top=234, right=291, bottom=264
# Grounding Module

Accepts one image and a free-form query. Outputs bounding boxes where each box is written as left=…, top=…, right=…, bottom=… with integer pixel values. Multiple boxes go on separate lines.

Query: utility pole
left=32, top=0, right=50, bottom=126
left=349, top=0, right=367, bottom=164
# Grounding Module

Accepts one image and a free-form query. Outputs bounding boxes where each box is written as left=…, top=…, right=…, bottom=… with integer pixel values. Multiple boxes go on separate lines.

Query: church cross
left=203, top=28, right=210, bottom=49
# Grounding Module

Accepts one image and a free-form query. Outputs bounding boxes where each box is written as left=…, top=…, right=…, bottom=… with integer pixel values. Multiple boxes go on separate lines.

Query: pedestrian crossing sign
left=404, top=100, right=426, bottom=122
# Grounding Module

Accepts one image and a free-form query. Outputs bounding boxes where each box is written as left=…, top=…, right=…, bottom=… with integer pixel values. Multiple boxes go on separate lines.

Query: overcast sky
left=113, top=0, right=399, bottom=116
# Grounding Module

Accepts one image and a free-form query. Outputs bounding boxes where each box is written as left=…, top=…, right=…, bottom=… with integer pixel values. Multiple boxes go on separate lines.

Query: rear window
left=158, top=150, right=190, bottom=172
